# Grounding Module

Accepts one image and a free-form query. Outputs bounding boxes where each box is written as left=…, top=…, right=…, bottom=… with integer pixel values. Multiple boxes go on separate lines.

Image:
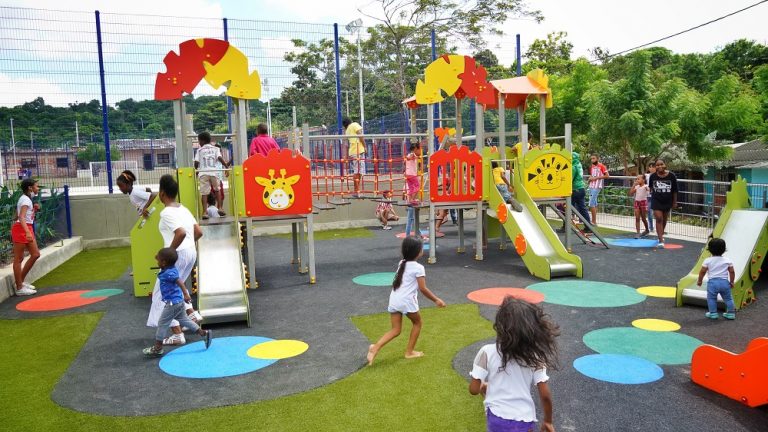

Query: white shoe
left=22, top=282, right=36, bottom=290
left=16, top=287, right=36, bottom=296
left=188, top=310, right=203, bottom=323
left=657, top=242, right=665, bottom=249
left=162, top=333, right=186, bottom=346
left=382, top=225, right=392, bottom=230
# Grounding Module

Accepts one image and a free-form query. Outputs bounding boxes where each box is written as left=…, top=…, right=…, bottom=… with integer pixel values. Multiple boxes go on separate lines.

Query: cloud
left=0, top=73, right=76, bottom=107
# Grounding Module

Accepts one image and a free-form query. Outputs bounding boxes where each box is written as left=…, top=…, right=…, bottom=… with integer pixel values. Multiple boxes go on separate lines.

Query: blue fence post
left=431, top=29, right=439, bottom=150
left=223, top=18, right=233, bottom=134
left=95, top=10, right=113, bottom=194
left=64, top=185, right=72, bottom=238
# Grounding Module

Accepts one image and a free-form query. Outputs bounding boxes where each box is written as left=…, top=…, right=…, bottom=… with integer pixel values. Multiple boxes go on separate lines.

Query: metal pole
left=10, top=118, right=17, bottom=178
left=223, top=18, right=233, bottom=134
left=539, top=94, right=546, bottom=145
left=64, top=185, right=72, bottom=238
left=565, top=123, right=572, bottom=251
left=333, top=24, right=343, bottom=134
left=95, top=10, right=113, bottom=193
left=267, top=100, right=272, bottom=136
left=498, top=92, right=506, bottom=156
left=515, top=34, right=522, bottom=132
left=357, top=31, right=364, bottom=129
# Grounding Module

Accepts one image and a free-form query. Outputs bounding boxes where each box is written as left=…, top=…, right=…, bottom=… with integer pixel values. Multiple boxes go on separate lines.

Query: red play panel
left=467, top=287, right=545, bottom=305
left=16, top=290, right=108, bottom=312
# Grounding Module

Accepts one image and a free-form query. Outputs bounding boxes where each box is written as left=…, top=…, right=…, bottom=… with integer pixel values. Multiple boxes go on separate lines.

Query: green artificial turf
left=35, top=248, right=131, bottom=288
left=32, top=247, right=131, bottom=288
left=0, top=304, right=494, bottom=431
left=271, top=227, right=374, bottom=241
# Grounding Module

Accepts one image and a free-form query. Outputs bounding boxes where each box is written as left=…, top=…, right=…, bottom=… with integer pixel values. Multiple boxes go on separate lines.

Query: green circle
left=81, top=289, right=124, bottom=298
left=352, top=272, right=395, bottom=287
left=528, top=280, right=645, bottom=308
left=583, top=327, right=703, bottom=365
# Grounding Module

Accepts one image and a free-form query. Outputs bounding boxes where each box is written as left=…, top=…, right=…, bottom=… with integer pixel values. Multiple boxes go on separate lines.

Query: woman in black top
left=648, top=159, right=677, bottom=248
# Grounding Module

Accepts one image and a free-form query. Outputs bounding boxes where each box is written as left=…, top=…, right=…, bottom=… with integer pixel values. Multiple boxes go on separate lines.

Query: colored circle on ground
left=396, top=232, right=443, bottom=239
left=662, top=243, right=683, bottom=250
left=528, top=280, right=645, bottom=308
left=606, top=238, right=659, bottom=248
left=353, top=272, right=395, bottom=286
left=467, top=288, right=545, bottom=305
left=583, top=327, right=703, bottom=365
left=573, top=354, right=664, bottom=384
left=159, top=336, right=277, bottom=379
left=81, top=288, right=124, bottom=298
left=16, top=290, right=108, bottom=312
left=247, top=340, right=309, bottom=360
left=632, top=318, right=681, bottom=332
left=636, top=286, right=676, bottom=298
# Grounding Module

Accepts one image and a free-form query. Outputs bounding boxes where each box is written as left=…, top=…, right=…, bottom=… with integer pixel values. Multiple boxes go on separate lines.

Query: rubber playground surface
left=1, top=223, right=767, bottom=431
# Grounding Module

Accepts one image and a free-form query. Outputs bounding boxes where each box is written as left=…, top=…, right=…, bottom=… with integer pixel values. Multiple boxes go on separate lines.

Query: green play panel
left=528, top=280, right=646, bottom=308
left=352, top=272, right=396, bottom=287
left=583, top=327, right=704, bottom=365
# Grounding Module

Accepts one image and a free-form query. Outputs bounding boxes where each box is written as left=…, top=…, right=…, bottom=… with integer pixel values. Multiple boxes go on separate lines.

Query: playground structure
left=676, top=177, right=768, bottom=310
left=691, top=337, right=768, bottom=407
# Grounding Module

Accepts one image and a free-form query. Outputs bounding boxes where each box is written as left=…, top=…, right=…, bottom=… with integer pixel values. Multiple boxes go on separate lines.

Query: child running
left=469, top=297, right=558, bottom=432
left=697, top=238, right=736, bottom=320
left=12, top=178, right=41, bottom=296
left=366, top=236, right=445, bottom=365
left=375, top=190, right=399, bottom=230
left=492, top=161, right=523, bottom=212
left=116, top=170, right=156, bottom=217
left=143, top=247, right=212, bottom=356
left=629, top=174, right=650, bottom=238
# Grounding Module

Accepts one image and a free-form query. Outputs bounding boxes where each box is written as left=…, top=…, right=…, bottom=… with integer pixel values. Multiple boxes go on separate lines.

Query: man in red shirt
left=249, top=123, right=280, bottom=157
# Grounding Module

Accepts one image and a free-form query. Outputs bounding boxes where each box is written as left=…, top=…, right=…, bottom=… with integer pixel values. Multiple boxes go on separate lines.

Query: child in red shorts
left=12, top=179, right=41, bottom=296
left=629, top=174, right=650, bottom=238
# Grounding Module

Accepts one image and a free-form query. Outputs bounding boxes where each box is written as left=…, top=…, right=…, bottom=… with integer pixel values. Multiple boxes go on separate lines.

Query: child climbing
left=194, top=131, right=229, bottom=219
left=697, top=238, right=736, bottom=320
left=205, top=193, right=220, bottom=219
left=491, top=161, right=523, bottom=212
left=405, top=142, right=422, bottom=205
left=366, top=236, right=445, bottom=365
left=375, top=190, right=399, bottom=230
left=116, top=170, right=156, bottom=217
left=629, top=174, right=650, bottom=238
left=143, top=247, right=212, bottom=357
left=147, top=175, right=204, bottom=345
left=12, top=178, right=41, bottom=296
left=469, top=297, right=558, bottom=432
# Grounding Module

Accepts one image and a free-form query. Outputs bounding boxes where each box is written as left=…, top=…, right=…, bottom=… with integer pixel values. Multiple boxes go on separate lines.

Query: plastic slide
left=196, top=221, right=250, bottom=325
left=676, top=178, right=768, bottom=310
left=691, top=337, right=768, bottom=407
left=487, top=177, right=582, bottom=280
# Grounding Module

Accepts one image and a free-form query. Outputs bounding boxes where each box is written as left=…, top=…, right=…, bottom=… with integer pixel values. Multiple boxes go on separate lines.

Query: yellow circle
left=632, top=318, right=681, bottom=332
left=636, top=286, right=676, bottom=298
left=247, top=340, right=309, bottom=360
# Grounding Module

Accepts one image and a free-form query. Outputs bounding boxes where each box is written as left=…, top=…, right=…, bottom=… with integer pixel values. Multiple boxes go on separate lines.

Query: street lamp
left=345, top=18, right=364, bottom=129
left=262, top=78, right=272, bottom=136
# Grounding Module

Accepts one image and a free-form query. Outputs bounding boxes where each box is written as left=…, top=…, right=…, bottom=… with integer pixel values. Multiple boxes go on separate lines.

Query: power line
left=592, top=0, right=768, bottom=62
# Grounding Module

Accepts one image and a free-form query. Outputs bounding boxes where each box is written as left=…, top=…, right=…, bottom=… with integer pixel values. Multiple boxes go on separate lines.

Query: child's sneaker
left=657, top=242, right=665, bottom=249
left=723, top=312, right=736, bottom=320
left=705, top=312, right=719, bottom=319
left=634, top=233, right=640, bottom=239
left=22, top=282, right=36, bottom=290
left=641, top=230, right=649, bottom=237
left=143, top=346, right=164, bottom=357
left=162, top=333, right=186, bottom=346
left=382, top=225, right=392, bottom=230
left=15, top=287, right=36, bottom=296
left=205, top=330, right=213, bottom=349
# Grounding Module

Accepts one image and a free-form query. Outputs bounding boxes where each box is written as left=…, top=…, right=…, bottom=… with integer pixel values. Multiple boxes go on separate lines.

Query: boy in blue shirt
left=144, top=247, right=212, bottom=356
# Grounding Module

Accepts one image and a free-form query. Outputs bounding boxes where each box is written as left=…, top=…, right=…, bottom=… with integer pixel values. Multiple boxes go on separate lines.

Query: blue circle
left=606, top=238, right=659, bottom=248
left=573, top=354, right=664, bottom=384
left=159, top=336, right=277, bottom=379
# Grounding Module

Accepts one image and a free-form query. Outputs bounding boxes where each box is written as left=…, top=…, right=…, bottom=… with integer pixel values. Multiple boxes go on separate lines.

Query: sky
left=0, top=0, right=767, bottom=108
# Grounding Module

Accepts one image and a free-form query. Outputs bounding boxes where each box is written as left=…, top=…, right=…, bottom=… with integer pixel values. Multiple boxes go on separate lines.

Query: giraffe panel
left=243, top=148, right=312, bottom=217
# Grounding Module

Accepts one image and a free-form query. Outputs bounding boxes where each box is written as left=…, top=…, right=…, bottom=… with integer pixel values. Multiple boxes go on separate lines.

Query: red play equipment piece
left=155, top=38, right=230, bottom=100
left=428, top=145, right=482, bottom=202
left=242, top=148, right=312, bottom=217
left=690, top=337, right=768, bottom=407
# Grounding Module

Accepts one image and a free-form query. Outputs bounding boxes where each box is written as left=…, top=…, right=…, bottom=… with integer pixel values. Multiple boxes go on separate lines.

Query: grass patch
left=33, top=247, right=131, bottom=288
left=271, top=227, right=374, bottom=241
left=1, top=304, right=494, bottom=431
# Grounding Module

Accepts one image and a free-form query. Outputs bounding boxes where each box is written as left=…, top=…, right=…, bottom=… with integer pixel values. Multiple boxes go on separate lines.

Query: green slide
left=676, top=177, right=768, bottom=310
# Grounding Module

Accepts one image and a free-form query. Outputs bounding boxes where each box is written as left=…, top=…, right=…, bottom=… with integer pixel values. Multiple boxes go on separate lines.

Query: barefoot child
left=12, top=179, right=41, bottom=296
left=375, top=190, right=399, bottom=230
left=116, top=170, right=155, bottom=217
left=469, top=297, right=558, bottom=432
left=143, top=247, right=212, bottom=356
left=697, top=238, right=736, bottom=320
left=629, top=174, right=650, bottom=238
left=367, top=237, right=445, bottom=365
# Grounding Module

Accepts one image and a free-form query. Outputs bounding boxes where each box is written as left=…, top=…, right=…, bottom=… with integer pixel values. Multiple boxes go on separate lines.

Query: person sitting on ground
left=376, top=190, right=399, bottom=230
left=492, top=161, right=523, bottom=212
left=143, top=247, right=212, bottom=357
left=194, top=131, right=229, bottom=219
left=697, top=238, right=736, bottom=320
left=249, top=123, right=280, bottom=157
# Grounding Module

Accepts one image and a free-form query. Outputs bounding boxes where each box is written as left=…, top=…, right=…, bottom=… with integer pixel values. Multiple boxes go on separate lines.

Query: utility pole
left=75, top=120, right=80, bottom=147
left=346, top=19, right=365, bottom=128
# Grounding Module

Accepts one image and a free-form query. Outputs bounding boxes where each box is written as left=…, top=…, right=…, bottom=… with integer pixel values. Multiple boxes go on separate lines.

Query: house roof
left=720, top=140, right=768, bottom=168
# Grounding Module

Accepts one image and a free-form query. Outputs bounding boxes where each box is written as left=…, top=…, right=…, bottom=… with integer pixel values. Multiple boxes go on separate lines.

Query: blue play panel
left=573, top=353, right=664, bottom=384
left=159, top=336, right=277, bottom=379
left=606, top=238, right=658, bottom=248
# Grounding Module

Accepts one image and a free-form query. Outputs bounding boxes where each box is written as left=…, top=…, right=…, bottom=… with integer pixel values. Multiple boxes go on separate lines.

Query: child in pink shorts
left=405, top=143, right=421, bottom=204
left=629, top=174, right=650, bottom=238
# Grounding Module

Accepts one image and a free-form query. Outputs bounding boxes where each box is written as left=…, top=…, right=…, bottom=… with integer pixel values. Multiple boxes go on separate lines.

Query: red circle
left=16, top=290, right=108, bottom=312
left=663, top=244, right=683, bottom=250
left=467, top=288, right=545, bottom=305
left=396, top=232, right=444, bottom=239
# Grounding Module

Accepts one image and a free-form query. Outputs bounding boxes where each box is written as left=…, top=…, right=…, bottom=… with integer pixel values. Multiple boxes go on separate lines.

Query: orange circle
left=467, top=288, right=545, bottom=305
left=16, top=290, right=107, bottom=312
left=497, top=203, right=508, bottom=224
left=515, top=233, right=527, bottom=255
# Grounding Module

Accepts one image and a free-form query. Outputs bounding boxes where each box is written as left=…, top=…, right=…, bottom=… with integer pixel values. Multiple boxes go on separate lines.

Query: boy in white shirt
left=697, top=238, right=736, bottom=320
left=194, top=132, right=229, bottom=219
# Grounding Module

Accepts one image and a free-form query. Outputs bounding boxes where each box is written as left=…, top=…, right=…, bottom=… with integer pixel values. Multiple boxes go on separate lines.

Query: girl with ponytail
left=116, top=170, right=155, bottom=217
left=366, top=236, right=445, bottom=366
